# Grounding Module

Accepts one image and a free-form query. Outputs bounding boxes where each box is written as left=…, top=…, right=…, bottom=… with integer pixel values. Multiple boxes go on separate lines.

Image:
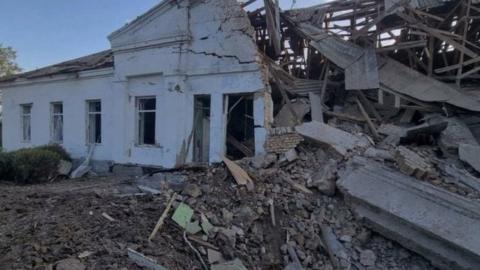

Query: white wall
left=0, top=0, right=272, bottom=168
left=2, top=72, right=115, bottom=161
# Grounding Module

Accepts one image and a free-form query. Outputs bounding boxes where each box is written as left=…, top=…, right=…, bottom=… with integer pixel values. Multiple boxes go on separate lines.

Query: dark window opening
left=226, top=94, right=255, bottom=160
left=87, top=100, right=102, bottom=144
left=193, top=95, right=211, bottom=163
left=137, top=97, right=156, bottom=145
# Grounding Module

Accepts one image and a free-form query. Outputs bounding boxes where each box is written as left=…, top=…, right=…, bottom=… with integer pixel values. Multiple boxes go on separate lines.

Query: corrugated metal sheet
left=0, top=50, right=114, bottom=83
left=295, top=22, right=379, bottom=90
left=378, top=57, right=480, bottom=112
left=385, top=0, right=445, bottom=10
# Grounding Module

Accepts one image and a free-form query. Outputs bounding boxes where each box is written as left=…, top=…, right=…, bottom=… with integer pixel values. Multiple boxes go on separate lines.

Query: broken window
left=21, top=104, right=32, bottom=142
left=136, top=97, right=156, bottom=145
left=225, top=94, right=255, bottom=160
left=87, top=100, right=102, bottom=144
left=50, top=102, right=63, bottom=143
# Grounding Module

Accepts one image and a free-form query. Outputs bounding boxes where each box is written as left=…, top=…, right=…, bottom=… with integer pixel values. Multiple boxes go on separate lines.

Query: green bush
left=35, top=144, right=72, bottom=161
left=0, top=145, right=72, bottom=184
left=0, top=152, right=14, bottom=180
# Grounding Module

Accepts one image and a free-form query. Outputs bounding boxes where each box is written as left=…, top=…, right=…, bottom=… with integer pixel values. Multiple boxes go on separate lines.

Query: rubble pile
left=1, top=140, right=440, bottom=270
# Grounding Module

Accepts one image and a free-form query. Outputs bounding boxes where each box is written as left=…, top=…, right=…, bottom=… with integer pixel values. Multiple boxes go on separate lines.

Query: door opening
left=193, top=95, right=211, bottom=163
left=226, top=94, right=255, bottom=160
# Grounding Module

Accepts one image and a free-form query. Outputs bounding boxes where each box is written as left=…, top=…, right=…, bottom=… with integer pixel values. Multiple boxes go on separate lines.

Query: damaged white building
left=0, top=0, right=273, bottom=168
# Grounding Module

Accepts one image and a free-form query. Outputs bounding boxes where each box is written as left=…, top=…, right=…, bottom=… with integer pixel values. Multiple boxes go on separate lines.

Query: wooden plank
left=356, top=98, right=380, bottom=140
left=222, top=157, right=254, bottom=191
left=148, top=193, right=177, bottom=242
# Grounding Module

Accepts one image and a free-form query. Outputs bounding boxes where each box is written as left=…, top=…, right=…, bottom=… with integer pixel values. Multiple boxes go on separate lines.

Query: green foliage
left=0, top=145, right=72, bottom=184
left=36, top=144, right=72, bottom=161
left=0, top=44, right=21, bottom=77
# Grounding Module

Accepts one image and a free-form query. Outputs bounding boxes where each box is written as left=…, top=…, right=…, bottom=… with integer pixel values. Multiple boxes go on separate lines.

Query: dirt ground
left=0, top=151, right=437, bottom=270
left=0, top=177, right=201, bottom=270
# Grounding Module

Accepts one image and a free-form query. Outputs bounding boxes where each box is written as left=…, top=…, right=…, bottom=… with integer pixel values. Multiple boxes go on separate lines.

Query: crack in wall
left=175, top=48, right=257, bottom=65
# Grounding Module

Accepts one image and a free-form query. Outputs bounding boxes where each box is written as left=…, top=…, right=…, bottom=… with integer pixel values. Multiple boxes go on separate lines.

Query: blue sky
left=0, top=0, right=321, bottom=71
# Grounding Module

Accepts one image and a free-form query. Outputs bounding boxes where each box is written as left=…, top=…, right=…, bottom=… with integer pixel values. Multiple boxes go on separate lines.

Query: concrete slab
left=338, top=158, right=480, bottom=270
left=459, top=144, right=480, bottom=174
left=295, top=121, right=370, bottom=156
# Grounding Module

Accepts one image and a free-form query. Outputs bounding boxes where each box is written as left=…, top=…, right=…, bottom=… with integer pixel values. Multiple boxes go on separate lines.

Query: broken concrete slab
left=307, top=159, right=337, bottom=196
left=296, top=121, right=370, bottom=156
left=338, top=158, right=480, bottom=270
left=363, top=147, right=394, bottom=161
left=274, top=99, right=311, bottom=127
left=459, top=144, right=480, bottom=174
left=444, top=164, right=480, bottom=193
left=439, top=118, right=479, bottom=154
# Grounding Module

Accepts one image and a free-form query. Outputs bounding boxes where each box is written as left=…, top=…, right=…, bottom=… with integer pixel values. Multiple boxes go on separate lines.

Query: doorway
left=193, top=95, right=211, bottom=163
left=225, top=94, right=255, bottom=160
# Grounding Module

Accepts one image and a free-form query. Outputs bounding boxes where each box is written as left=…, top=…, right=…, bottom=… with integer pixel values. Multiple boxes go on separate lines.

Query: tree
left=0, top=44, right=21, bottom=77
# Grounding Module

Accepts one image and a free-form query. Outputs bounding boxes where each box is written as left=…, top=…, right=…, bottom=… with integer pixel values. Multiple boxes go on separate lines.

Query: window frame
left=20, top=104, right=32, bottom=143
left=135, top=96, right=157, bottom=146
left=50, top=102, right=64, bottom=143
left=86, top=100, right=102, bottom=145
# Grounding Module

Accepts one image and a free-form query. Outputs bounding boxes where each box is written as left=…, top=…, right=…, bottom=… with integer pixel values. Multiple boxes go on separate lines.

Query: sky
left=0, top=0, right=321, bottom=72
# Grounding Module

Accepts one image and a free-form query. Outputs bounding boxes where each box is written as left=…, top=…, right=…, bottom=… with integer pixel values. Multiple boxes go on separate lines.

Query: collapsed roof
left=249, top=0, right=480, bottom=112
left=0, top=50, right=113, bottom=83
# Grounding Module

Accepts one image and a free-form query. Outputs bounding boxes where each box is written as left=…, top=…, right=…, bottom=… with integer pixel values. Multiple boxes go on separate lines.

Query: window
left=21, top=104, right=32, bottom=142
left=136, top=97, right=156, bottom=145
left=87, top=100, right=102, bottom=144
left=50, top=102, right=63, bottom=143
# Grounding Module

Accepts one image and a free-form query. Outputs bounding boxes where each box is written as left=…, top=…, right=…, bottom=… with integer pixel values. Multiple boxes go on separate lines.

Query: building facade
left=0, top=0, right=273, bottom=168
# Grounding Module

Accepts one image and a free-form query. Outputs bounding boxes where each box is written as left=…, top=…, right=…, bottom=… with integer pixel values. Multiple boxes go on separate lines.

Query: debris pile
left=2, top=0, right=480, bottom=269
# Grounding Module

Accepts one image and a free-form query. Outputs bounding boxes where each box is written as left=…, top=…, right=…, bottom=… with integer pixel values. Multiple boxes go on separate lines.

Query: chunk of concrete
left=459, top=144, right=480, bottom=174
left=307, top=159, right=337, bottom=196
left=251, top=153, right=277, bottom=169
left=58, top=160, right=73, bottom=176
left=363, top=147, right=393, bottom=161
left=274, top=99, right=311, bottom=127
left=296, top=121, right=370, bottom=156
left=338, top=158, right=480, bottom=270
left=439, top=118, right=479, bottom=154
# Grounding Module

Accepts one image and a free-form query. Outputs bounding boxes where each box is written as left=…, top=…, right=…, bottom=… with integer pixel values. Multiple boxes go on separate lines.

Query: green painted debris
left=210, top=259, right=248, bottom=270
left=171, top=203, right=194, bottom=229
